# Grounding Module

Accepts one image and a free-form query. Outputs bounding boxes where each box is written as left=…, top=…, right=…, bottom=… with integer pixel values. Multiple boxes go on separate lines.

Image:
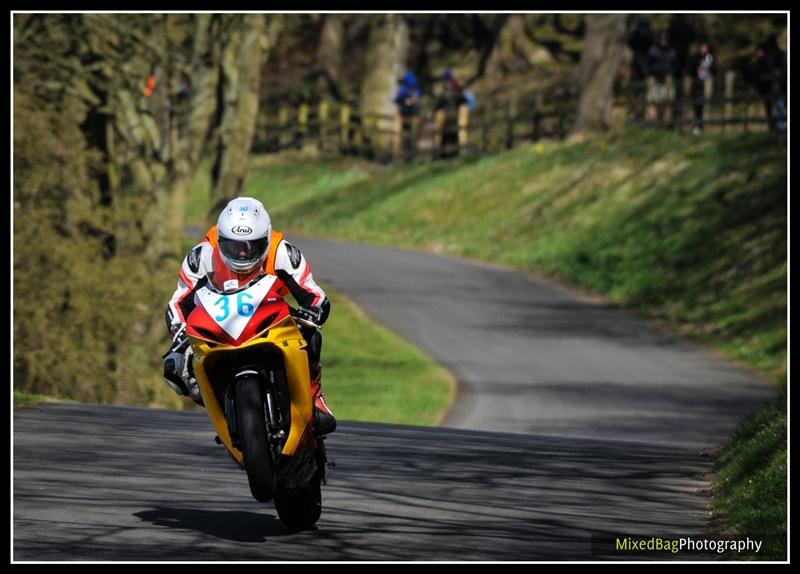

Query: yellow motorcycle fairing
left=189, top=316, right=313, bottom=464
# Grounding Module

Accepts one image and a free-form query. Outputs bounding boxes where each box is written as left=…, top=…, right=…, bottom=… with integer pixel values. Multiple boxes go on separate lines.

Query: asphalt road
left=15, top=405, right=713, bottom=561
left=13, top=238, right=775, bottom=561
left=295, top=237, right=773, bottom=449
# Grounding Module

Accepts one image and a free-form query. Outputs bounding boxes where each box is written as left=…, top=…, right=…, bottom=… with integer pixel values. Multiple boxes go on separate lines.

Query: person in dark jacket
left=626, top=18, right=653, bottom=120
left=688, top=42, right=716, bottom=134
left=751, top=35, right=787, bottom=130
left=434, top=69, right=467, bottom=158
left=647, top=30, right=676, bottom=121
left=667, top=14, right=696, bottom=122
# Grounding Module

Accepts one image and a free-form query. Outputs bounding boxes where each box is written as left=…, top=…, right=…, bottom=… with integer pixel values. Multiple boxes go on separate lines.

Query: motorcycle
left=184, top=271, right=329, bottom=530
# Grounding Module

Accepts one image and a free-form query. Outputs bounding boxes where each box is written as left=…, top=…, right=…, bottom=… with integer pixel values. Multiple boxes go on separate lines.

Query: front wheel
left=235, top=377, right=274, bottom=503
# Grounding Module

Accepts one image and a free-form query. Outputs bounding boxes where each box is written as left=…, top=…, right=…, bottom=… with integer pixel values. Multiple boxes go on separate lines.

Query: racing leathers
left=163, top=225, right=336, bottom=434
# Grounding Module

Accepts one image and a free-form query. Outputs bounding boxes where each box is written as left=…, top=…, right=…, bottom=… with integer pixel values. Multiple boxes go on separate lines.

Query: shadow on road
left=13, top=405, right=723, bottom=560
left=133, top=507, right=292, bottom=542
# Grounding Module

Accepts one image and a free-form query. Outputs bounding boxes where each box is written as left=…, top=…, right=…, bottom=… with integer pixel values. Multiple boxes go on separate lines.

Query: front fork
left=225, top=370, right=285, bottom=458
left=264, top=371, right=287, bottom=449
left=223, top=367, right=329, bottom=486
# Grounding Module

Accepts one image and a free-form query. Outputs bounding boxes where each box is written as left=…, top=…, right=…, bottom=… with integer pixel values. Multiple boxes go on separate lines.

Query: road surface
left=13, top=238, right=774, bottom=561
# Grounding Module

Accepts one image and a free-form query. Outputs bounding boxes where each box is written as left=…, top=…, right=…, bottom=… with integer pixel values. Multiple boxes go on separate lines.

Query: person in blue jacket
left=393, top=71, right=423, bottom=159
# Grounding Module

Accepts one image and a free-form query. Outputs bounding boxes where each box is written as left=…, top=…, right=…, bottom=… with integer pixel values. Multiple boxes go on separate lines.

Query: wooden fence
left=251, top=70, right=783, bottom=162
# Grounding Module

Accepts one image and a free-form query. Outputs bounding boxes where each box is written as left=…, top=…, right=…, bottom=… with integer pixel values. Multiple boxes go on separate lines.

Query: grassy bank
left=195, top=127, right=783, bottom=558
left=712, top=392, right=787, bottom=560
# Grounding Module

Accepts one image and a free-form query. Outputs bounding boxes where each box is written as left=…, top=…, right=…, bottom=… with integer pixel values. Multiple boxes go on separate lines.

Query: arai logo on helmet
left=231, top=225, right=252, bottom=236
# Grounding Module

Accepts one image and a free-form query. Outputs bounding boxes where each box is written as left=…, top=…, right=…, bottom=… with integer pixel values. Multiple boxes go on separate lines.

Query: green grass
left=320, top=285, right=455, bottom=426
left=13, top=390, right=77, bottom=407
left=713, top=392, right=787, bottom=560
left=186, top=153, right=373, bottom=230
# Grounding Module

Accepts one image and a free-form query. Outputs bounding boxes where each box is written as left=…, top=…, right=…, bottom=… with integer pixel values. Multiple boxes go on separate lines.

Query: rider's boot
left=310, top=364, right=336, bottom=435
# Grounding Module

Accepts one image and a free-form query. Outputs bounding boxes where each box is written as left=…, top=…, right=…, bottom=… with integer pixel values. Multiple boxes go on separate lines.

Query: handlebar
left=290, top=308, right=322, bottom=330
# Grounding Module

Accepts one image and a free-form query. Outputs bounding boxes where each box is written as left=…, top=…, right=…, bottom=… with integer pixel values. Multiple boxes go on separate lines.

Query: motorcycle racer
left=163, top=197, right=336, bottom=435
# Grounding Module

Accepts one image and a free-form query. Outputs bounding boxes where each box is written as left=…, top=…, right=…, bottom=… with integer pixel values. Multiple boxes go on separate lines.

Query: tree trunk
left=316, top=15, right=344, bottom=99
left=572, top=14, right=627, bottom=133
left=359, top=14, right=410, bottom=156
left=486, top=15, right=553, bottom=75
left=208, top=14, right=279, bottom=221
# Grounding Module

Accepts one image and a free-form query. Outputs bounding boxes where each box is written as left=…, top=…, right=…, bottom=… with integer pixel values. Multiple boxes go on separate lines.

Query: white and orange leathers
left=166, top=225, right=329, bottom=333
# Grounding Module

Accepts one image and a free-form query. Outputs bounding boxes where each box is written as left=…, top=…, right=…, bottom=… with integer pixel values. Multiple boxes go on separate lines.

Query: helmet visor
left=218, top=236, right=269, bottom=269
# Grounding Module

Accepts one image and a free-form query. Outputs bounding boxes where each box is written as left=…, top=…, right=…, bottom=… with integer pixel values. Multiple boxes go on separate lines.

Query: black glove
left=166, top=325, right=190, bottom=354
left=162, top=325, right=193, bottom=397
left=293, top=305, right=322, bottom=326
left=163, top=350, right=190, bottom=396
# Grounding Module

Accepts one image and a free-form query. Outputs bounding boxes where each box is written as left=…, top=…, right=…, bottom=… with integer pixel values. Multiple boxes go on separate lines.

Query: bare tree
left=316, top=14, right=345, bottom=99
left=359, top=14, right=410, bottom=155
left=208, top=14, right=282, bottom=220
left=572, top=14, right=627, bottom=133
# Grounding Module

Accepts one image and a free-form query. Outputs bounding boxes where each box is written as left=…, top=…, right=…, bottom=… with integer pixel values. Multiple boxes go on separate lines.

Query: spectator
left=394, top=70, right=422, bottom=116
left=647, top=31, right=676, bottom=122
left=434, top=69, right=468, bottom=158
left=143, top=67, right=157, bottom=98
left=393, top=70, right=423, bottom=160
left=688, top=41, right=716, bottom=135
left=667, top=14, right=696, bottom=121
left=751, top=35, right=787, bottom=131
left=627, top=18, right=653, bottom=121
left=464, top=88, right=476, bottom=111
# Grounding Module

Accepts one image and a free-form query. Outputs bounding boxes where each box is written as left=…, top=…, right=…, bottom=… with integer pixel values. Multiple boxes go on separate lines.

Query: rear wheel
left=235, top=377, right=274, bottom=503
left=274, top=469, right=322, bottom=530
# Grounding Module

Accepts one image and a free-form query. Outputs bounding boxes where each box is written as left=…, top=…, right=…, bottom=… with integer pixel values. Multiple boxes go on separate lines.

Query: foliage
left=14, top=15, right=194, bottom=408
left=13, top=86, right=179, bottom=407
left=714, top=392, right=787, bottom=560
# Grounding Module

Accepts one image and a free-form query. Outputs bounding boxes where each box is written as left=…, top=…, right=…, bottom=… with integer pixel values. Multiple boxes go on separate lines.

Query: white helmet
left=216, top=197, right=272, bottom=274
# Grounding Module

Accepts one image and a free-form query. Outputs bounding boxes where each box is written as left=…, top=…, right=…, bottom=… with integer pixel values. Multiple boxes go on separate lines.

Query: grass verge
left=320, top=285, right=455, bottom=426
left=13, top=390, right=77, bottom=408
left=712, top=391, right=787, bottom=560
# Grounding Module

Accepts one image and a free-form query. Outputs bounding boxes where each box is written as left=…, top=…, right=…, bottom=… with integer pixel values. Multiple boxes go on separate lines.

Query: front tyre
left=235, top=377, right=274, bottom=503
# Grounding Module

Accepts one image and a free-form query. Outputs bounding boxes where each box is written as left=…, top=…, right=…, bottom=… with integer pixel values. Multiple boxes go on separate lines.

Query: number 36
left=214, top=292, right=255, bottom=321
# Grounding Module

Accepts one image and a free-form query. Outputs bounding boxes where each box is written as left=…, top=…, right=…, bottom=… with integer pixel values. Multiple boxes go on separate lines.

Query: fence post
left=744, top=99, right=750, bottom=133
left=532, top=93, right=543, bottom=141
left=278, top=104, right=290, bottom=150
left=361, top=113, right=375, bottom=158
left=704, top=73, right=714, bottom=132
left=458, top=104, right=469, bottom=154
left=339, top=104, right=351, bottom=152
left=558, top=100, right=567, bottom=139
left=297, top=102, right=309, bottom=149
left=434, top=109, right=445, bottom=157
left=353, top=111, right=364, bottom=155
left=682, top=76, right=692, bottom=133
left=724, top=71, right=735, bottom=134
left=480, top=106, right=488, bottom=151
left=505, top=98, right=515, bottom=150
left=318, top=99, right=329, bottom=151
